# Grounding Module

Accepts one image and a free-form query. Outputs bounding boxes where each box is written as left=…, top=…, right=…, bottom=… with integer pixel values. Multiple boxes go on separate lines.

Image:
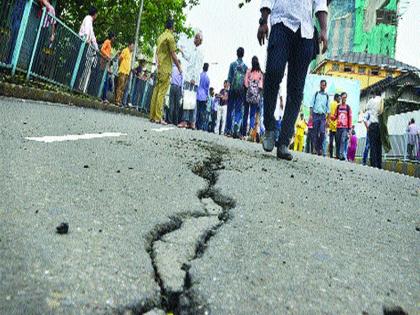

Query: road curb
left=0, top=81, right=147, bottom=119
left=355, top=157, right=419, bottom=178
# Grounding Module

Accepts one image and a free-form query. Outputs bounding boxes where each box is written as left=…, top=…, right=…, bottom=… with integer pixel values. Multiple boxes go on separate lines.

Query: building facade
left=312, top=52, right=418, bottom=90
left=327, top=0, right=402, bottom=58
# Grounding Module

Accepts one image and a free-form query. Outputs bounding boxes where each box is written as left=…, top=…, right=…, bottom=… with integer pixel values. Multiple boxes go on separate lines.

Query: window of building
left=358, top=67, right=366, bottom=74
left=332, top=63, right=340, bottom=71
left=371, top=68, right=380, bottom=76
left=376, top=9, right=397, bottom=26
left=344, top=65, right=353, bottom=72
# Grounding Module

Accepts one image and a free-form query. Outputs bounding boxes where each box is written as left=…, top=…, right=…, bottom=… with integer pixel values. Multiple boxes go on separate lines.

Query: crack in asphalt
left=117, top=144, right=235, bottom=315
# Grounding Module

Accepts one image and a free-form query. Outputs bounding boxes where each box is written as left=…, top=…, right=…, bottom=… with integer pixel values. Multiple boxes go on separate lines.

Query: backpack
left=246, top=76, right=261, bottom=104
left=231, top=61, right=246, bottom=92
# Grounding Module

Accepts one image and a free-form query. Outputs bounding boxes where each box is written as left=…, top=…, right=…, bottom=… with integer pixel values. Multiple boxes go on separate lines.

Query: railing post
left=97, top=60, right=109, bottom=98
left=403, top=133, right=408, bottom=161
left=70, top=41, right=86, bottom=89
left=26, top=7, right=46, bottom=80
left=11, top=0, right=34, bottom=75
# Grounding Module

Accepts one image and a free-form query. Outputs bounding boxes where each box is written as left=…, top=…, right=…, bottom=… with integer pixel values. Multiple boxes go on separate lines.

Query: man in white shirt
left=363, top=90, right=383, bottom=169
left=177, top=32, right=204, bottom=129
left=79, top=7, right=98, bottom=50
left=407, top=118, right=419, bottom=160
left=258, top=0, right=328, bottom=160
left=78, top=7, right=98, bottom=92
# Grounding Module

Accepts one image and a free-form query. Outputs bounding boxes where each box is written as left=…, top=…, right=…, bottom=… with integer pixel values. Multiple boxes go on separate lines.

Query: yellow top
left=295, top=119, right=307, bottom=137
left=118, top=47, right=132, bottom=75
left=329, top=100, right=339, bottom=132
left=156, top=29, right=177, bottom=75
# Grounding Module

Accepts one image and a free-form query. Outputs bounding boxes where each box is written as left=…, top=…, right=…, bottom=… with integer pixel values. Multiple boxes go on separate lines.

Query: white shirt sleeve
left=313, top=0, right=328, bottom=14
left=260, top=0, right=273, bottom=11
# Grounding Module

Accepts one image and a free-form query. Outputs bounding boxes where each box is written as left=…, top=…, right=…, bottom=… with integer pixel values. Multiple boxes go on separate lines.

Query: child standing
left=347, top=130, right=358, bottom=162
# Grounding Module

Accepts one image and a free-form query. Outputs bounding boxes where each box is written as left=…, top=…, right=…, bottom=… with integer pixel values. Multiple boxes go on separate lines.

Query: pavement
left=0, top=97, right=419, bottom=315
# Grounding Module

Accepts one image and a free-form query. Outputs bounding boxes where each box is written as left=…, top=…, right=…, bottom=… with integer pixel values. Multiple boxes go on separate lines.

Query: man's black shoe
left=277, top=145, right=293, bottom=161
left=262, top=130, right=276, bottom=152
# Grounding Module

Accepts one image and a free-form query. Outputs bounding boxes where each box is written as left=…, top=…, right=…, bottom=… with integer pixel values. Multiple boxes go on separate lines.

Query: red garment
left=333, top=103, right=352, bottom=129
left=307, top=116, right=313, bottom=129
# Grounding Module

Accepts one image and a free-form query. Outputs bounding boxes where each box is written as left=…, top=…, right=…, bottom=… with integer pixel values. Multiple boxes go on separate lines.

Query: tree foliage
left=56, top=0, right=200, bottom=57
left=238, top=0, right=251, bottom=8
left=239, top=0, right=332, bottom=8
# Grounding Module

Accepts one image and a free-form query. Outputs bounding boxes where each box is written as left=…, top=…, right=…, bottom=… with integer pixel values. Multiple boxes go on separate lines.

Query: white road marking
left=25, top=132, right=127, bottom=143
left=151, top=127, right=176, bottom=132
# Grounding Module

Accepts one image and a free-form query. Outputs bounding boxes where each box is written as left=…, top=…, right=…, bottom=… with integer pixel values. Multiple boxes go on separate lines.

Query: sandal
left=177, top=121, right=188, bottom=128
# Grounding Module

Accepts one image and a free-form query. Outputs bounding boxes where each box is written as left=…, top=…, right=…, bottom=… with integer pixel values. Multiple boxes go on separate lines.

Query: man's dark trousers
left=263, top=23, right=314, bottom=147
left=196, top=100, right=208, bottom=131
left=368, top=123, right=382, bottom=169
left=313, top=113, right=326, bottom=154
left=362, top=136, right=370, bottom=165
left=226, top=91, right=244, bottom=135
left=168, top=84, right=183, bottom=125
left=305, top=129, right=313, bottom=153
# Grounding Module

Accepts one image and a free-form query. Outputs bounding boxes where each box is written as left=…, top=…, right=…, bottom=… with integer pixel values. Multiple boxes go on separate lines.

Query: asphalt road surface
left=1, top=97, right=419, bottom=315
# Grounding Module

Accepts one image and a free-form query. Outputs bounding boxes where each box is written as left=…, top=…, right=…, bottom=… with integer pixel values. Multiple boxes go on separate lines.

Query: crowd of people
left=7, top=1, right=417, bottom=166
left=139, top=1, right=330, bottom=162
left=143, top=18, right=361, bottom=164
left=292, top=81, right=357, bottom=162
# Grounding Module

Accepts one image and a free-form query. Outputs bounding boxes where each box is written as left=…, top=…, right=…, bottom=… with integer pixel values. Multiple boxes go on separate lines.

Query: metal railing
left=0, top=0, right=113, bottom=100
left=356, top=134, right=420, bottom=161
left=0, top=0, right=156, bottom=111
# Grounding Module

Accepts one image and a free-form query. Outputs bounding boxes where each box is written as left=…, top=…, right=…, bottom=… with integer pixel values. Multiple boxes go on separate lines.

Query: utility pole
left=127, top=0, right=144, bottom=107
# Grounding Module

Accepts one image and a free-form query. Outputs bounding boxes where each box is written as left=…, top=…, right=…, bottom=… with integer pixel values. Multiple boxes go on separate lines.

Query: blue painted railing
left=0, top=0, right=108, bottom=99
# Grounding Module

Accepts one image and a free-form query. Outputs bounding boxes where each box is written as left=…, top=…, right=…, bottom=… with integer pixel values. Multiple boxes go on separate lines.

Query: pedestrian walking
left=293, top=113, right=307, bottom=152
left=149, top=19, right=182, bottom=124
left=167, top=62, right=184, bottom=125
left=214, top=81, right=229, bottom=135
left=258, top=0, right=328, bottom=160
left=177, top=32, right=204, bottom=129
left=140, top=72, right=155, bottom=113
left=115, top=41, right=134, bottom=106
left=328, top=93, right=340, bottom=158
left=196, top=63, right=210, bottom=131
left=407, top=118, right=419, bottom=160
left=100, top=32, right=116, bottom=103
left=129, top=60, right=147, bottom=108
left=226, top=47, right=248, bottom=138
left=205, top=87, right=215, bottom=132
left=305, top=116, right=314, bottom=154
left=209, top=91, right=219, bottom=133
left=362, top=136, right=370, bottom=166
left=332, top=92, right=352, bottom=161
left=243, top=56, right=264, bottom=138
left=310, top=80, right=329, bottom=156
left=363, top=90, right=383, bottom=168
